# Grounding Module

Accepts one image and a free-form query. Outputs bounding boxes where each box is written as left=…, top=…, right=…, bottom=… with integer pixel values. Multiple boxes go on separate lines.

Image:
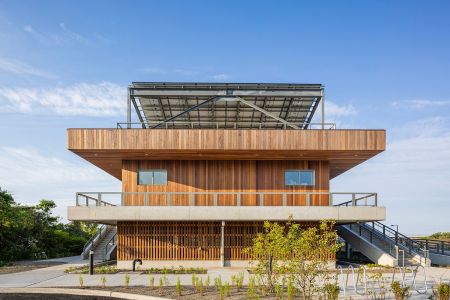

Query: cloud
left=142, top=67, right=199, bottom=76
left=392, top=99, right=450, bottom=109
left=326, top=101, right=357, bottom=117
left=0, top=57, right=55, bottom=78
left=0, top=146, right=120, bottom=220
left=23, top=23, right=89, bottom=45
left=331, top=117, right=450, bottom=235
left=212, top=74, right=231, bottom=81
left=0, top=82, right=127, bottom=116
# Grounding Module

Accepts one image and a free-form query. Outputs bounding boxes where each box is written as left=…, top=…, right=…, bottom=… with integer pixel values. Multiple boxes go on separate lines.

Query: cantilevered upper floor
left=67, top=82, right=386, bottom=223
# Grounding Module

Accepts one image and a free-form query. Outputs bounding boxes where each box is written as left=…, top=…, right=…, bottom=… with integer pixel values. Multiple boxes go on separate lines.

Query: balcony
left=67, top=192, right=386, bottom=224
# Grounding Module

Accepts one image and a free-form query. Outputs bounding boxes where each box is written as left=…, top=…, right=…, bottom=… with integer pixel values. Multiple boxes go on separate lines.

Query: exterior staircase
left=337, top=222, right=432, bottom=267
left=81, top=225, right=117, bottom=262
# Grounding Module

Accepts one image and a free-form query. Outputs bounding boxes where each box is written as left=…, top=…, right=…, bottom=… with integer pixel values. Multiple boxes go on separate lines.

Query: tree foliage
left=247, top=218, right=342, bottom=299
left=0, top=188, right=95, bottom=265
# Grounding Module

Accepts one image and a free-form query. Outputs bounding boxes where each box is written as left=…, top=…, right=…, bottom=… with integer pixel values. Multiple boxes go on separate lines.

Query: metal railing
left=410, top=238, right=450, bottom=256
left=75, top=191, right=377, bottom=207
left=81, top=224, right=114, bottom=259
left=116, top=121, right=337, bottom=130
left=347, top=221, right=431, bottom=265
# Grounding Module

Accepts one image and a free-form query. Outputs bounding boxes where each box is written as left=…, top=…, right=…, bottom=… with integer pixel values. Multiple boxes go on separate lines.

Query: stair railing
left=82, top=225, right=114, bottom=259
left=104, top=232, right=117, bottom=260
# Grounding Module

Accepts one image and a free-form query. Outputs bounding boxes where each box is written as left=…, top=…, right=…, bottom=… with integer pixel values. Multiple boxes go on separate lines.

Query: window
left=138, top=170, right=167, bottom=185
left=285, top=170, right=314, bottom=186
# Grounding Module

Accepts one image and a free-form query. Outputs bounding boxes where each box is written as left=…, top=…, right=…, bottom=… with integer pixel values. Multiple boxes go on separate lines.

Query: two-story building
left=67, top=82, right=386, bottom=268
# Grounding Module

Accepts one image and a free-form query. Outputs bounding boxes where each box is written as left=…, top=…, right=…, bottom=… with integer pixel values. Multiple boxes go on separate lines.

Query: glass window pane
left=138, top=170, right=153, bottom=185
left=285, top=171, right=299, bottom=185
left=153, top=170, right=167, bottom=185
left=299, top=171, right=314, bottom=185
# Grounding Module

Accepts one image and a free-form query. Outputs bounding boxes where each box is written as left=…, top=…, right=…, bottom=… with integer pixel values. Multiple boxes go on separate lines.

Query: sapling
left=214, top=276, right=222, bottom=291
left=247, top=276, right=259, bottom=300
left=176, top=277, right=182, bottom=296
left=149, top=275, right=154, bottom=288
left=205, top=274, right=210, bottom=287
left=224, top=281, right=231, bottom=297
left=79, top=275, right=84, bottom=288
left=124, top=273, right=130, bottom=288
left=159, top=277, right=164, bottom=294
left=197, top=277, right=204, bottom=295
left=101, top=275, right=106, bottom=288
left=192, top=273, right=197, bottom=288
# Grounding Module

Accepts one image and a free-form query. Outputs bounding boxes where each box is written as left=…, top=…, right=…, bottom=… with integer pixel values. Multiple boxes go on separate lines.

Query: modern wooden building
left=68, top=82, right=386, bottom=268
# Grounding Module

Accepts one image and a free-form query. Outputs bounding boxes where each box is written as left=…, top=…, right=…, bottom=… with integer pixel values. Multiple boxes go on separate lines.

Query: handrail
left=104, top=233, right=116, bottom=259
left=74, top=191, right=378, bottom=207
left=81, top=225, right=114, bottom=259
left=410, top=238, right=450, bottom=256
left=116, top=121, right=337, bottom=130
left=347, top=221, right=431, bottom=265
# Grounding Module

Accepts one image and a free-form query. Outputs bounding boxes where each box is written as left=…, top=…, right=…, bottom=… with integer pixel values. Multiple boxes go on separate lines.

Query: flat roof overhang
left=67, top=128, right=386, bottom=179
left=67, top=206, right=386, bottom=225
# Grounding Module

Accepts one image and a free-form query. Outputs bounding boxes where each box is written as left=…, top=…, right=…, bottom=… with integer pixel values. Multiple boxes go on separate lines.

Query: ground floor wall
left=117, top=221, right=335, bottom=266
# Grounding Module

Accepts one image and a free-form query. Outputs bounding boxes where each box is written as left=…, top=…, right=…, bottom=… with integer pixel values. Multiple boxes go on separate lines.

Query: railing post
left=306, top=193, right=310, bottom=206
left=121, top=193, right=124, bottom=206
left=97, top=193, right=101, bottom=206
left=144, top=193, right=148, bottom=206
left=352, top=193, right=356, bottom=206
left=167, top=192, right=171, bottom=206
left=76, top=193, right=79, bottom=206
left=282, top=193, right=287, bottom=207
left=442, top=241, right=445, bottom=254
left=383, top=226, right=385, bottom=238
left=260, top=193, right=264, bottom=207
left=86, top=196, right=88, bottom=206
left=374, top=193, right=378, bottom=206
left=190, top=193, right=195, bottom=206
left=329, top=193, right=333, bottom=206
left=395, top=231, right=398, bottom=245
left=236, top=193, right=241, bottom=206
left=213, top=193, right=218, bottom=206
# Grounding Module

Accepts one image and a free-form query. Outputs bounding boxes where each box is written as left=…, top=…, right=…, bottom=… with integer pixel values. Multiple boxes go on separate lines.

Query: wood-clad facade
left=122, top=160, right=329, bottom=206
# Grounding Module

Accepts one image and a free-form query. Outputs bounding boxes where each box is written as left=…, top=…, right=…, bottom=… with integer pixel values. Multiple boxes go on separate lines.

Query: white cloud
left=392, top=99, right=450, bottom=109
left=142, top=67, right=199, bottom=76
left=0, top=57, right=55, bottom=78
left=212, top=74, right=231, bottom=81
left=0, top=82, right=127, bottom=116
left=23, top=23, right=89, bottom=45
left=326, top=101, right=357, bottom=117
left=331, top=118, right=450, bottom=235
left=0, top=146, right=120, bottom=220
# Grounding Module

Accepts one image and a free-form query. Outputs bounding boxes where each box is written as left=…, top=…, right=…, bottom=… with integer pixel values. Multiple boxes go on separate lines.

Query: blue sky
left=0, top=0, right=449, bottom=234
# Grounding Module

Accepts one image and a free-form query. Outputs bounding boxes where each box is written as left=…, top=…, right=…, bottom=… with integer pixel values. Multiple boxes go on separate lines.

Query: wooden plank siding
left=67, top=129, right=386, bottom=179
left=121, top=160, right=329, bottom=206
left=117, top=221, right=335, bottom=261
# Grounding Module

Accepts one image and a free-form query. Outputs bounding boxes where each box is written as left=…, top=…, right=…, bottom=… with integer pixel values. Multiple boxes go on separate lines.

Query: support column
left=321, top=88, right=325, bottom=129
left=127, top=87, right=131, bottom=129
left=221, top=221, right=225, bottom=267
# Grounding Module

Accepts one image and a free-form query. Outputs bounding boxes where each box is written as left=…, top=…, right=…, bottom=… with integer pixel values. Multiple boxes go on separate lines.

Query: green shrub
left=323, top=283, right=340, bottom=300
left=149, top=275, right=154, bottom=288
left=247, top=276, right=259, bottom=300
left=100, top=276, right=106, bottom=288
left=435, top=282, right=450, bottom=300
left=79, top=275, right=84, bottom=288
left=390, top=281, right=410, bottom=300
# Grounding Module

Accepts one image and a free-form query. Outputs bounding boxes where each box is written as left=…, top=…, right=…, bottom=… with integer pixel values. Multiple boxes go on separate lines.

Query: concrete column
left=221, top=221, right=225, bottom=267
left=345, top=242, right=351, bottom=260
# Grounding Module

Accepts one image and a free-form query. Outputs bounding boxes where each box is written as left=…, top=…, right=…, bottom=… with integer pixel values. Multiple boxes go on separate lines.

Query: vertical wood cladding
left=122, top=160, right=330, bottom=206
left=117, top=221, right=335, bottom=261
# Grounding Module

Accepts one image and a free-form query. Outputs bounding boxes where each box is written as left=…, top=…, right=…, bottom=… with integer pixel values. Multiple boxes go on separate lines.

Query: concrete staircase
left=337, top=222, right=431, bottom=267
left=81, top=225, right=116, bottom=262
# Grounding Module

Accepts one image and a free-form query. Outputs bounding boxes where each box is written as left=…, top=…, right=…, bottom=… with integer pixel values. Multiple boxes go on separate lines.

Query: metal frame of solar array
left=127, top=82, right=324, bottom=129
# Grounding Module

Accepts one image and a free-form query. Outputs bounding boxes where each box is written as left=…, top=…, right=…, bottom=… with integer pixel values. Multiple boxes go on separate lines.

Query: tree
left=247, top=218, right=342, bottom=299
left=248, top=220, right=290, bottom=292
left=0, top=188, right=94, bottom=264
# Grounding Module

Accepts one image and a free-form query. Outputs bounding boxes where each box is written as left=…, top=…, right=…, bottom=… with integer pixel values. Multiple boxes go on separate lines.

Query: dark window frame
left=137, top=169, right=168, bottom=185
left=284, top=169, right=315, bottom=186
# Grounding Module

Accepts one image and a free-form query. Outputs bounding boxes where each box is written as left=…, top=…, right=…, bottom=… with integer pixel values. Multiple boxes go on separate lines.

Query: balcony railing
left=116, top=121, right=337, bottom=130
left=75, top=191, right=377, bottom=207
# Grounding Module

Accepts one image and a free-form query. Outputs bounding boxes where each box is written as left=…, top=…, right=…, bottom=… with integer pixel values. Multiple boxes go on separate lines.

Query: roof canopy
left=129, top=82, right=324, bottom=129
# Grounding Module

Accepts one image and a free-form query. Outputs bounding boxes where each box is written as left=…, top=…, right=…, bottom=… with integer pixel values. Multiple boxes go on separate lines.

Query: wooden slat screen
left=117, top=221, right=335, bottom=261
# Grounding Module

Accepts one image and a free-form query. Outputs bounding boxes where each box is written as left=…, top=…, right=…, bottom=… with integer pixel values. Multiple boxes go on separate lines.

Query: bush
left=391, top=281, right=410, bottom=300
left=435, top=282, right=450, bottom=300
left=323, top=283, right=340, bottom=300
